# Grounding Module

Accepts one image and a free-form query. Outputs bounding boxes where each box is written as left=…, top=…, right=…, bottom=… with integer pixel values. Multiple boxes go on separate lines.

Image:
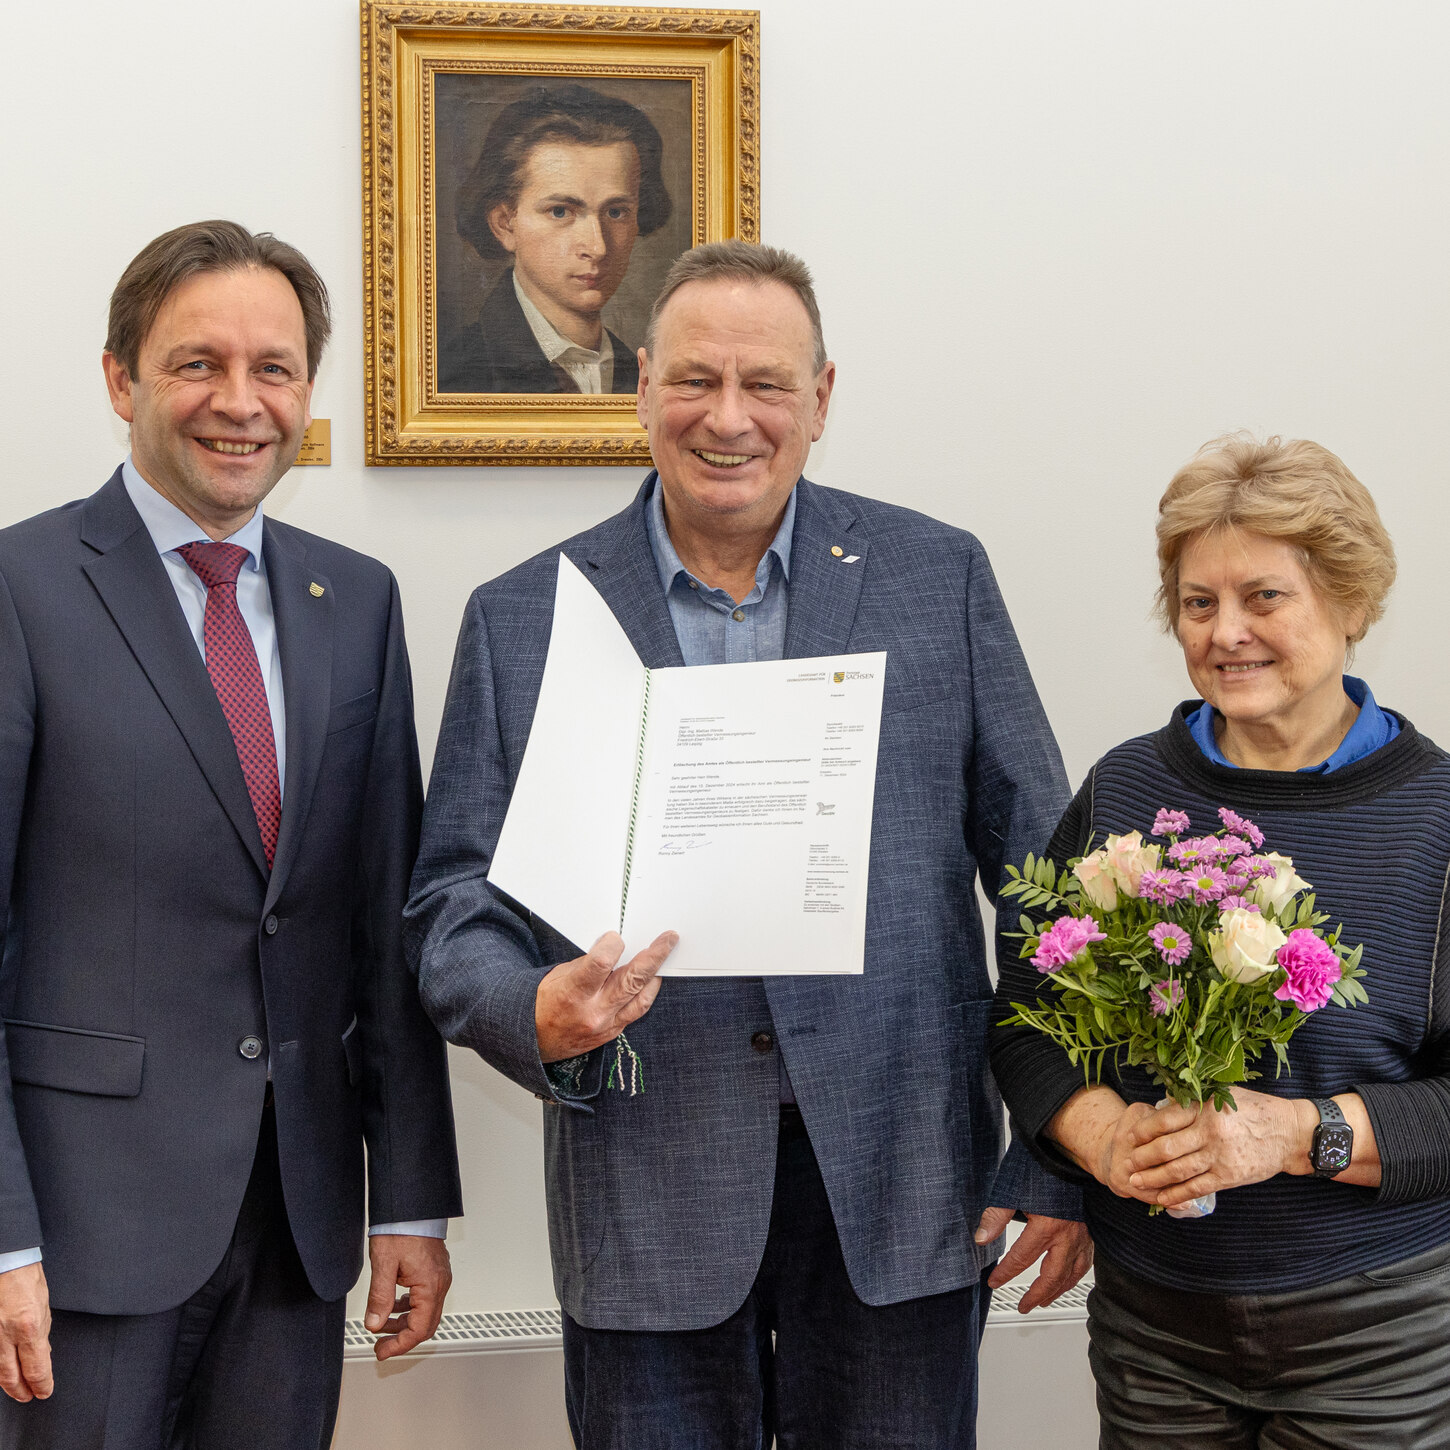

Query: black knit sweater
left=989, top=704, right=1450, bottom=1293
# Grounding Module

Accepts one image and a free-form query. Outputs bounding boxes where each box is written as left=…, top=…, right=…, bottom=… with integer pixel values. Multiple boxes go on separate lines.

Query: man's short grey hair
left=644, top=240, right=827, bottom=373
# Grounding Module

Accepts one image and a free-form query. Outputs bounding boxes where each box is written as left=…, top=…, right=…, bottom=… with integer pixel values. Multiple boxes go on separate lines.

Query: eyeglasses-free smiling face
left=636, top=276, right=834, bottom=539
left=487, top=139, right=641, bottom=347
left=102, top=265, right=313, bottom=540
left=1176, top=529, right=1362, bottom=752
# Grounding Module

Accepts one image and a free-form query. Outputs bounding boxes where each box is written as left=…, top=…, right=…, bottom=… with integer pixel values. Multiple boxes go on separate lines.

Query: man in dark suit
left=409, top=241, right=1090, bottom=1448
left=438, top=84, right=671, bottom=395
left=0, top=220, right=462, bottom=1448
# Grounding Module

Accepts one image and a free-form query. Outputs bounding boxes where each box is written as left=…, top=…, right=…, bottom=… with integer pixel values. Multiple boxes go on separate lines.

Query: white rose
left=1210, top=907, right=1288, bottom=983
left=1249, top=852, right=1310, bottom=916
left=1074, top=848, right=1119, bottom=911
left=1102, top=830, right=1162, bottom=898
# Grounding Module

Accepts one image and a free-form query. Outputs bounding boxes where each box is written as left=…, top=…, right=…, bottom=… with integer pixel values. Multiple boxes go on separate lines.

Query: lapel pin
left=843, top=555, right=860, bottom=564
left=830, top=546, right=844, bottom=557
left=309, top=582, right=325, bottom=597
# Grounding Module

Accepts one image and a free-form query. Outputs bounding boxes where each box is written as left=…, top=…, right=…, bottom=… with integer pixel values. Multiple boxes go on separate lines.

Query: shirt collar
left=121, top=455, right=265, bottom=570
left=1187, top=675, right=1395, bottom=773
left=512, top=271, right=614, bottom=368
left=643, top=475, right=796, bottom=597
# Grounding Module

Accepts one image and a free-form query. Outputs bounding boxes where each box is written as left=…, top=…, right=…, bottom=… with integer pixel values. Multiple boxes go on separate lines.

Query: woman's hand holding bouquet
left=1002, top=807, right=1367, bottom=1216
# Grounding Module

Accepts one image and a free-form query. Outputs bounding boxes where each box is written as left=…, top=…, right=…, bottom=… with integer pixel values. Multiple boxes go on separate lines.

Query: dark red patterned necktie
left=177, top=541, right=281, bottom=869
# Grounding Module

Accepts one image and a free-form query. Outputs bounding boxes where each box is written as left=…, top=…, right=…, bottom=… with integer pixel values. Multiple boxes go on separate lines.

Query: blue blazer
left=0, top=470, right=462, bottom=1314
left=408, top=476, right=1078, bottom=1331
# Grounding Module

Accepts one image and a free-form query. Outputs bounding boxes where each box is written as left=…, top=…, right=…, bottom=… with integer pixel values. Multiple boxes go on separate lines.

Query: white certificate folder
left=490, top=555, right=887, bottom=976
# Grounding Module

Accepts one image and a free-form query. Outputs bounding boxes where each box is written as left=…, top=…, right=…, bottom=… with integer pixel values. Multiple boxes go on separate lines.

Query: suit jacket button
left=239, top=1035, right=264, bottom=1060
left=264, top=915, right=279, bottom=935
left=750, top=1031, right=774, bottom=1054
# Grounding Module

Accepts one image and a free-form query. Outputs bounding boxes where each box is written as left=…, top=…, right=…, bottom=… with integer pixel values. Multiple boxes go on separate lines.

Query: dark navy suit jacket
left=408, top=476, right=1079, bottom=1331
left=0, top=470, right=462, bottom=1315
left=437, top=270, right=641, bottom=395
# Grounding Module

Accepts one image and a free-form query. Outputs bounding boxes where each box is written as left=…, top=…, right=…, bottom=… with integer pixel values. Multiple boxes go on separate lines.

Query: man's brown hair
left=106, top=220, right=332, bottom=380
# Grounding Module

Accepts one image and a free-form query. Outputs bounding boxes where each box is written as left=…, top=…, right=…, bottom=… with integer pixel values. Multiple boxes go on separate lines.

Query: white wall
left=2, top=0, right=1447, bottom=1430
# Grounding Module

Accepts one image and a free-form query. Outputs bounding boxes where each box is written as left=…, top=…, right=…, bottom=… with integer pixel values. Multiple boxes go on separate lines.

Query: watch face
left=1316, top=1125, right=1354, bottom=1172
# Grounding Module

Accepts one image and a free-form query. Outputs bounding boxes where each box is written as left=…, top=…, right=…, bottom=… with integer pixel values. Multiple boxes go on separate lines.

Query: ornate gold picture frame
left=361, top=2, right=760, bottom=466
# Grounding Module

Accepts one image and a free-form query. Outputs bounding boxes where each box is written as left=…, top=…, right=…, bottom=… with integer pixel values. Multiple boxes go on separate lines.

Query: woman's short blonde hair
left=1155, top=433, right=1396, bottom=645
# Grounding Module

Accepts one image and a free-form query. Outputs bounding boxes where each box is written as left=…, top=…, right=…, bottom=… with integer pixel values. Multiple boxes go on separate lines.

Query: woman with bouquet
left=990, top=434, right=1450, bottom=1446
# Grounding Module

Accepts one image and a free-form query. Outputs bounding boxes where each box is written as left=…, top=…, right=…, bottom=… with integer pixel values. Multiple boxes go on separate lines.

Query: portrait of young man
left=437, top=82, right=676, bottom=396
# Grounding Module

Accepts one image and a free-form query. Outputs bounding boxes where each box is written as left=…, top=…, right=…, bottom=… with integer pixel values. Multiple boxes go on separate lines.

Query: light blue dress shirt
left=0, top=462, right=440, bottom=1276
left=643, top=478, right=799, bottom=1103
left=1187, top=675, right=1399, bottom=772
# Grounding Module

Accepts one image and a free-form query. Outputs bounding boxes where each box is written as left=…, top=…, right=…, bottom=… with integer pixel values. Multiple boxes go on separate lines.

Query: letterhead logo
left=833, top=671, right=845, bottom=683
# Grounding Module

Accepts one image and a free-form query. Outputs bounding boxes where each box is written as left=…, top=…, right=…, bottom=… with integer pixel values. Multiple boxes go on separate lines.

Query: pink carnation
left=1139, top=868, right=1187, bottom=905
left=1218, top=895, right=1260, bottom=914
left=1184, top=865, right=1229, bottom=904
left=1152, top=809, right=1192, bottom=838
left=1032, top=914, right=1107, bottom=973
left=1149, top=979, right=1186, bottom=1016
left=1274, top=929, right=1342, bottom=1012
left=1218, top=808, right=1266, bottom=849
left=1150, top=922, right=1191, bottom=965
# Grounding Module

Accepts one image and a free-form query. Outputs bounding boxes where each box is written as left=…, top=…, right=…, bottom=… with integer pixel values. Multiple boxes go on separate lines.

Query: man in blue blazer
left=0, top=221, right=462, bottom=1448
left=409, top=241, right=1088, bottom=1448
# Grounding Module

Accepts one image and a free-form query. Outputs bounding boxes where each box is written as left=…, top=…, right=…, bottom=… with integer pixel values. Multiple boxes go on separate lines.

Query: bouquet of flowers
left=1000, top=807, right=1367, bottom=1214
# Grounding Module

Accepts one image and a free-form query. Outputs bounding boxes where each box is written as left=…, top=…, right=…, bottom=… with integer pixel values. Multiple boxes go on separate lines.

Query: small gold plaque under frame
left=360, top=1, right=761, bottom=467
left=295, top=418, right=332, bottom=465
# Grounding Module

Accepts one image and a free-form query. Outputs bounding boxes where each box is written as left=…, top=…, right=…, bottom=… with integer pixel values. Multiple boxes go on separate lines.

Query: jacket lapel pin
left=309, top=582, right=325, bottom=597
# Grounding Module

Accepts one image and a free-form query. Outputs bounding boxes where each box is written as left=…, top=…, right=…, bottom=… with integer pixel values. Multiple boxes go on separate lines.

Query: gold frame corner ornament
left=360, top=1, right=761, bottom=467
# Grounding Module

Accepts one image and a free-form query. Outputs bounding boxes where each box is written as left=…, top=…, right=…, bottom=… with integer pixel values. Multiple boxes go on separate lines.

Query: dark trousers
left=0, top=1103, right=346, bottom=1450
left=1088, top=1241, right=1450, bottom=1449
left=563, top=1105, right=993, bottom=1450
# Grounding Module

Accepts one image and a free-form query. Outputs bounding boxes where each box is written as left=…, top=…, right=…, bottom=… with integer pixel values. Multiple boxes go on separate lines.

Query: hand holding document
left=491, top=556, right=886, bottom=976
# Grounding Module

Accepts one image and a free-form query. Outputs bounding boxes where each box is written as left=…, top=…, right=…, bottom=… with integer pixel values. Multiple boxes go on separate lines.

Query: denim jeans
left=563, top=1106, right=992, bottom=1450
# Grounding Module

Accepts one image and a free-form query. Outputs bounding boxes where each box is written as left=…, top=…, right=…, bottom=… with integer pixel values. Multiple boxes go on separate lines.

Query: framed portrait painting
left=361, top=2, right=761, bottom=466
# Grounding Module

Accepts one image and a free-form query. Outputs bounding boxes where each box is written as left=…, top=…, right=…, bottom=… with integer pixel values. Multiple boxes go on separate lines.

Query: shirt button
left=264, top=915, right=279, bottom=936
left=750, top=1031, right=774, bottom=1054
left=732, top=609, right=746, bottom=622
left=239, top=1035, right=264, bottom=1060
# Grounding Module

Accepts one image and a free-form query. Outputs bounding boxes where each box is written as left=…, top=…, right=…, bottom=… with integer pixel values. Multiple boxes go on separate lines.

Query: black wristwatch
left=1309, top=1097, right=1354, bottom=1178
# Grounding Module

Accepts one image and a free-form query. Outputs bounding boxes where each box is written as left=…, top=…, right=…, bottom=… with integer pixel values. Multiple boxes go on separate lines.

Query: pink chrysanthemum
left=1168, top=837, right=1213, bottom=866
left=1152, top=809, right=1192, bottom=838
left=1150, top=922, right=1191, bottom=965
left=1218, top=835, right=1251, bottom=858
left=1218, top=895, right=1260, bottom=914
left=1149, top=978, right=1186, bottom=1016
left=1218, top=808, right=1266, bottom=849
left=1139, top=868, right=1186, bottom=905
left=1184, top=865, right=1229, bottom=903
left=1032, top=914, right=1107, bottom=973
left=1275, top=929, right=1342, bottom=1011
left=1243, top=855, right=1280, bottom=881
